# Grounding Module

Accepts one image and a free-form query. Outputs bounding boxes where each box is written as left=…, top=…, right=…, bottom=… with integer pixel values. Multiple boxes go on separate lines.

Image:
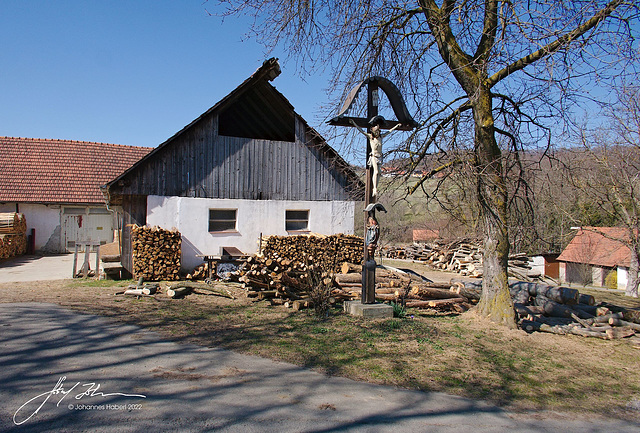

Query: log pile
left=382, top=239, right=541, bottom=282
left=261, top=234, right=363, bottom=273
left=0, top=213, right=27, bottom=259
left=131, top=225, right=181, bottom=281
left=233, top=253, right=479, bottom=312
left=334, top=265, right=478, bottom=312
left=500, top=280, right=640, bottom=342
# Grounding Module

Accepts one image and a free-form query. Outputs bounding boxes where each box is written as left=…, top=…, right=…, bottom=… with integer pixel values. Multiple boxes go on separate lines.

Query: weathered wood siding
left=114, top=115, right=359, bottom=202
left=120, top=195, right=147, bottom=277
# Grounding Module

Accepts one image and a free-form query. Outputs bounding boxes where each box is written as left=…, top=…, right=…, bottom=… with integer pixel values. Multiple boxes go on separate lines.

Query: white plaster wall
left=0, top=203, right=62, bottom=252
left=618, top=266, right=629, bottom=291
left=559, top=262, right=566, bottom=283
left=530, top=256, right=545, bottom=276
left=146, top=196, right=356, bottom=271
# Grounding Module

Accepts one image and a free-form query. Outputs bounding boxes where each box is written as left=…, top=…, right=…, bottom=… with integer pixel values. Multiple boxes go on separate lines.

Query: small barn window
left=209, top=209, right=237, bottom=232
left=286, top=210, right=309, bottom=232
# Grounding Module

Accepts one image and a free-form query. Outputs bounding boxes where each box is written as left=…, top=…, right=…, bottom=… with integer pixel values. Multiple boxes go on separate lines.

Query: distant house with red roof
left=413, top=229, right=439, bottom=242
left=0, top=137, right=151, bottom=253
left=557, top=227, right=631, bottom=290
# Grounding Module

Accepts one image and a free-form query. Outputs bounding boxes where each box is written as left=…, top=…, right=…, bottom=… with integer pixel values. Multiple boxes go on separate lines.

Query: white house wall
left=618, top=266, right=629, bottom=291
left=146, top=195, right=356, bottom=271
left=0, top=203, right=61, bottom=252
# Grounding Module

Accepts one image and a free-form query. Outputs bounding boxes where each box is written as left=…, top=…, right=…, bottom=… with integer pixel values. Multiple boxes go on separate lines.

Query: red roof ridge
left=0, top=136, right=152, bottom=150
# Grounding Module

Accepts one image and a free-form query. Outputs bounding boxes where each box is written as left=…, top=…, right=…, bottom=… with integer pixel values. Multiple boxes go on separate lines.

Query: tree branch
left=487, top=0, right=625, bottom=88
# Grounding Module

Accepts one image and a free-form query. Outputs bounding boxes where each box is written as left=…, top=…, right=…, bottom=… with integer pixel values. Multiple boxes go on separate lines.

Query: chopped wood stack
left=383, top=239, right=539, bottom=281
left=131, top=225, right=181, bottom=281
left=0, top=213, right=27, bottom=259
left=261, top=234, right=363, bottom=273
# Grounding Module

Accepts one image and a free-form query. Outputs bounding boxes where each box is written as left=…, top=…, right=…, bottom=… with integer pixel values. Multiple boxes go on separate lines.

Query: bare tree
left=566, top=86, right=640, bottom=297
left=211, top=0, right=639, bottom=325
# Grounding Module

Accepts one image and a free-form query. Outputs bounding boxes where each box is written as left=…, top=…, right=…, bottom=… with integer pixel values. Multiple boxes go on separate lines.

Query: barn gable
left=103, top=58, right=362, bottom=204
left=103, top=59, right=363, bottom=275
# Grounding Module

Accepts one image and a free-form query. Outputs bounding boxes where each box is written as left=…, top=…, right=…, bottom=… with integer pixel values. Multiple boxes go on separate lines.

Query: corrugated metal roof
left=0, top=137, right=151, bottom=204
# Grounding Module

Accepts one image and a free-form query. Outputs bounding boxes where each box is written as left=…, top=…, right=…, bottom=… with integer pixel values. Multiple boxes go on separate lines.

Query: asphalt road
left=1, top=302, right=639, bottom=432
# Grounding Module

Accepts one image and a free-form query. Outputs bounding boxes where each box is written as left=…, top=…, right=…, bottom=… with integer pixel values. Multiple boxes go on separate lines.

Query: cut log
left=609, top=319, right=640, bottom=332
left=577, top=294, right=596, bottom=306
left=606, top=327, right=635, bottom=340
left=167, top=281, right=236, bottom=299
left=405, top=297, right=466, bottom=308
left=449, top=281, right=481, bottom=301
left=166, top=286, right=194, bottom=299
left=535, top=297, right=594, bottom=319
left=341, top=262, right=362, bottom=274
left=514, top=303, right=544, bottom=317
left=520, top=320, right=566, bottom=335
left=124, top=289, right=145, bottom=296
left=410, top=286, right=465, bottom=300
left=569, top=327, right=608, bottom=339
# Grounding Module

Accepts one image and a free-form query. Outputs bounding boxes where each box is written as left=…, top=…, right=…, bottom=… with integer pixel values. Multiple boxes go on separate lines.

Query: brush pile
left=0, top=213, right=27, bottom=259
left=131, top=225, right=181, bottom=281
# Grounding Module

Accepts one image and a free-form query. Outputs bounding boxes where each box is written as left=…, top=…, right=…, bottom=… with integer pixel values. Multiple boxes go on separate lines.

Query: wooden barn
left=102, top=58, right=364, bottom=275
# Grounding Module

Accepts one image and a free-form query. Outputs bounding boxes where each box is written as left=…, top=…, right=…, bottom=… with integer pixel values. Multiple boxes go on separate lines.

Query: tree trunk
left=472, top=90, right=516, bottom=328
left=626, top=246, right=639, bottom=298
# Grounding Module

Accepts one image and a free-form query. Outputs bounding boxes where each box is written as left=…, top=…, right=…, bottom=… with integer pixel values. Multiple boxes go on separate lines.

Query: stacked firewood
left=0, top=213, right=27, bottom=259
left=383, top=240, right=538, bottom=281
left=261, top=234, right=363, bottom=273
left=131, top=225, right=181, bottom=281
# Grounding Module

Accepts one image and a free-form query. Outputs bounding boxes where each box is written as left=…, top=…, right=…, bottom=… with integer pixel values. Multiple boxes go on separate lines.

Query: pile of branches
left=0, top=212, right=27, bottom=259
left=131, top=225, right=181, bottom=281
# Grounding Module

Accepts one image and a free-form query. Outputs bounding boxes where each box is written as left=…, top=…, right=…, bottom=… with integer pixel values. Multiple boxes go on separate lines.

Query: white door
left=63, top=207, right=114, bottom=252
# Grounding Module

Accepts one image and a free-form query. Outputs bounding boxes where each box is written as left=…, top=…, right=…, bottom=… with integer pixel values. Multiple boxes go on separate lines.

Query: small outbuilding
left=102, top=59, right=364, bottom=275
left=557, top=227, right=631, bottom=290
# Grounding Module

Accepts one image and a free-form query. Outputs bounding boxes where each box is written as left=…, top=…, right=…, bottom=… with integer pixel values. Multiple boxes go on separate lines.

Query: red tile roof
left=0, top=137, right=152, bottom=204
left=557, top=227, right=631, bottom=268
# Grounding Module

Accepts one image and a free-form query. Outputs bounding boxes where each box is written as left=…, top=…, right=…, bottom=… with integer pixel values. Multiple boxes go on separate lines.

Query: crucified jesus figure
left=351, top=116, right=401, bottom=199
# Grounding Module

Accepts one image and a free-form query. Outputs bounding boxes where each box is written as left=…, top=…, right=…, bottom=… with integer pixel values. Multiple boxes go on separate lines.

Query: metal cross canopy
left=329, top=76, right=417, bottom=304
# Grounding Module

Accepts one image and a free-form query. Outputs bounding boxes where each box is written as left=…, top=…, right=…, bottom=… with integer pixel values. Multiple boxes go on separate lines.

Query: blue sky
left=0, top=1, right=333, bottom=149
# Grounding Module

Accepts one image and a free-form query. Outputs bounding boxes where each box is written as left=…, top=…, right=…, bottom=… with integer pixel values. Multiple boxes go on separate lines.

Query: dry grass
left=1, top=278, right=639, bottom=421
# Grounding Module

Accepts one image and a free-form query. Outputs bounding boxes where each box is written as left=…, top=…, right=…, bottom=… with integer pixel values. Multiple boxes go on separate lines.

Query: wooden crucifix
left=329, top=77, right=417, bottom=304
